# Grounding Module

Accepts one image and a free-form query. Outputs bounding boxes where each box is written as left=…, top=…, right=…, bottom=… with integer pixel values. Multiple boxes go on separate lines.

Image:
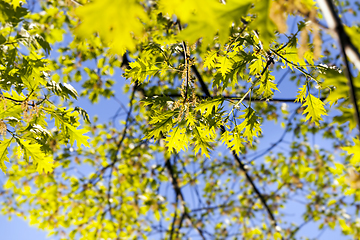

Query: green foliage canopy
left=1, top=0, right=360, bottom=239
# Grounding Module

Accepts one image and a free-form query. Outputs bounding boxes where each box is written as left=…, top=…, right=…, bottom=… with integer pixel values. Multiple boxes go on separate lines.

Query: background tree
left=1, top=0, right=360, bottom=239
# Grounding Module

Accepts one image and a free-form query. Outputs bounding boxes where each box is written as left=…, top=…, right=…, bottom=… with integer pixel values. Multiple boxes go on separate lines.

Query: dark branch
left=151, top=93, right=325, bottom=103
left=191, top=65, right=211, bottom=97
left=317, top=0, right=360, bottom=136
left=165, top=158, right=206, bottom=240
left=317, top=0, right=360, bottom=71
left=190, top=52, right=282, bottom=232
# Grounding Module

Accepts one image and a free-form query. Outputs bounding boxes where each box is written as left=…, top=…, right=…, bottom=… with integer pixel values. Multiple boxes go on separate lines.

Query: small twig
left=288, top=214, right=315, bottom=239
left=247, top=108, right=299, bottom=164
left=226, top=56, right=274, bottom=122
left=270, top=49, right=317, bottom=81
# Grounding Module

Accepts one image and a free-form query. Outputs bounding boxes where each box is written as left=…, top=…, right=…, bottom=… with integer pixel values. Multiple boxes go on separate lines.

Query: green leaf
left=186, top=111, right=197, bottom=127
left=302, top=94, right=327, bottom=126
left=203, top=50, right=218, bottom=69
left=21, top=63, right=47, bottom=90
left=74, top=107, right=91, bottom=124
left=256, top=71, right=279, bottom=99
left=124, top=58, right=159, bottom=84
left=141, top=96, right=173, bottom=110
left=0, top=138, right=12, bottom=173
left=237, top=107, right=262, bottom=145
left=173, top=0, right=252, bottom=46
left=0, top=34, right=6, bottom=45
left=345, top=26, right=360, bottom=54
left=35, top=35, right=51, bottom=55
left=249, top=57, right=265, bottom=75
left=195, top=97, right=224, bottom=117
left=280, top=46, right=307, bottom=70
left=320, top=68, right=348, bottom=106
left=295, top=84, right=307, bottom=103
left=342, top=138, right=360, bottom=165
left=193, top=126, right=213, bottom=158
left=47, top=81, right=78, bottom=100
left=144, top=110, right=175, bottom=140
left=64, top=123, right=90, bottom=148
left=18, top=139, right=53, bottom=174
left=273, top=232, right=282, bottom=240
left=165, top=126, right=189, bottom=153
left=221, top=130, right=243, bottom=154
left=250, top=0, right=277, bottom=49
left=216, top=56, right=234, bottom=76
left=75, top=0, right=148, bottom=54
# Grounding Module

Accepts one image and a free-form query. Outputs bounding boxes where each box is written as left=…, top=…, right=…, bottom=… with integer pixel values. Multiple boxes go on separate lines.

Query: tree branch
left=317, top=0, right=360, bottom=71
left=317, top=0, right=360, bottom=136
left=157, top=94, right=325, bottom=103
left=165, top=157, right=206, bottom=240
left=190, top=54, right=282, bottom=233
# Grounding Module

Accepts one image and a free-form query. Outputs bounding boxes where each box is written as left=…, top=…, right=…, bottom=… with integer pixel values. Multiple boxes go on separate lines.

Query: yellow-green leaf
left=0, top=138, right=12, bottom=173
left=295, top=84, right=307, bottom=103
left=19, top=139, right=54, bottom=174
left=195, top=97, right=224, bottom=117
left=302, top=94, right=327, bottom=126
left=250, top=0, right=277, bottom=49
left=165, top=126, right=189, bottom=153
left=64, top=123, right=90, bottom=148
left=256, top=71, right=279, bottom=99
left=124, top=58, right=159, bottom=84
left=76, top=0, right=148, bottom=55
left=342, top=138, right=360, bottom=165
left=237, top=107, right=262, bottom=145
left=203, top=50, right=218, bottom=69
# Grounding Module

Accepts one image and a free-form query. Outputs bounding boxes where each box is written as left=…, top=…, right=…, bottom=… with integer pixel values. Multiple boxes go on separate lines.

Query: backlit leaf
left=295, top=84, right=307, bottom=103
left=203, top=50, right=218, bottom=69
left=342, top=138, right=360, bottom=165
left=237, top=107, right=262, bottom=145
left=64, top=123, right=90, bottom=148
left=195, top=97, right=224, bottom=117
left=124, top=58, right=159, bottom=84
left=18, top=139, right=54, bottom=174
left=250, top=0, right=277, bottom=49
left=165, top=126, right=189, bottom=153
left=0, top=138, right=12, bottom=173
left=302, top=94, right=327, bottom=126
left=76, top=0, right=148, bottom=54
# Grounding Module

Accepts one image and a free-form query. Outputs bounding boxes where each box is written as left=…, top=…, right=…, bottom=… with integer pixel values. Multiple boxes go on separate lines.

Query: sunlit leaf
left=302, top=94, right=327, bottom=126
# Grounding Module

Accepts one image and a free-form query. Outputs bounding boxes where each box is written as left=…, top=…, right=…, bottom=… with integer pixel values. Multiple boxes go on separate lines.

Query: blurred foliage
left=0, top=0, right=360, bottom=239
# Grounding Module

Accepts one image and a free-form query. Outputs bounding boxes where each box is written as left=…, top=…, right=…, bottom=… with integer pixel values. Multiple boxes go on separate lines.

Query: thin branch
left=191, top=65, right=211, bottom=97
left=288, top=214, right=315, bottom=239
left=247, top=108, right=299, bottom=164
left=271, top=49, right=317, bottom=81
left=88, top=85, right=137, bottom=187
left=231, top=149, right=280, bottom=229
left=317, top=0, right=360, bottom=136
left=149, top=93, right=323, bottom=103
left=165, top=157, right=206, bottom=240
left=191, top=53, right=282, bottom=233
